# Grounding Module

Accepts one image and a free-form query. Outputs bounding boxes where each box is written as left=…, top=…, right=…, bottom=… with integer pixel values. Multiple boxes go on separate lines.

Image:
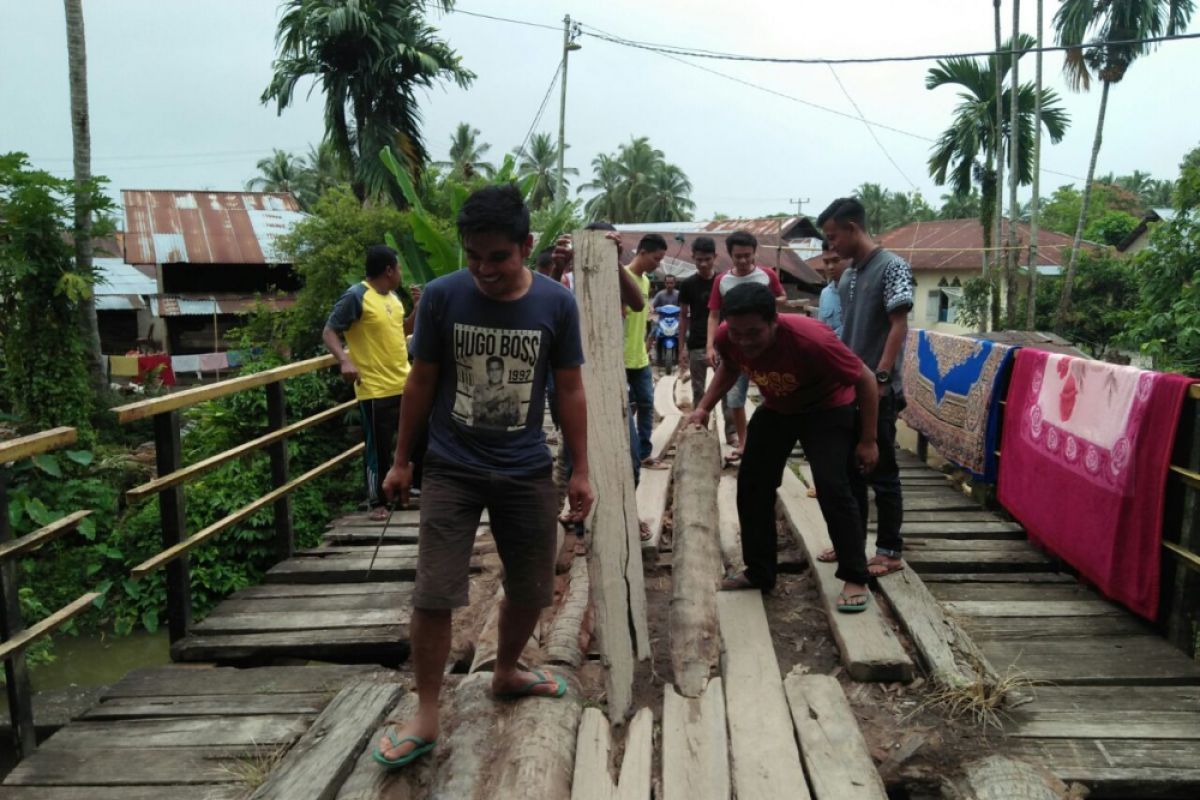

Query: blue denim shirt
left=817, top=281, right=843, bottom=339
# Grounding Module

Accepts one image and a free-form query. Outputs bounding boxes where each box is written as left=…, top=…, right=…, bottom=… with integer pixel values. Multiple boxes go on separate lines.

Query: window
left=939, top=286, right=963, bottom=324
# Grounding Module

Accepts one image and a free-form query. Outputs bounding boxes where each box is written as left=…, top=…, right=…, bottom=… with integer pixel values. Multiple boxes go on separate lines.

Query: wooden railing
left=0, top=428, right=102, bottom=759
left=112, top=354, right=359, bottom=644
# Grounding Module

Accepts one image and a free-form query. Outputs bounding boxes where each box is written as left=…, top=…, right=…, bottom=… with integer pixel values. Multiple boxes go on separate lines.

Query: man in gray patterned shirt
left=819, top=197, right=913, bottom=578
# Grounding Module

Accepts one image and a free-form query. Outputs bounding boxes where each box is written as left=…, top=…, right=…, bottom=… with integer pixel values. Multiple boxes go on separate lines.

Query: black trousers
left=738, top=404, right=870, bottom=588
left=359, top=394, right=425, bottom=507
left=854, top=392, right=904, bottom=554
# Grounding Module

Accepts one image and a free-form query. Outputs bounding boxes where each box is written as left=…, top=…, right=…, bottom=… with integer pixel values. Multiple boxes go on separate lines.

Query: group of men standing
left=323, top=187, right=913, bottom=771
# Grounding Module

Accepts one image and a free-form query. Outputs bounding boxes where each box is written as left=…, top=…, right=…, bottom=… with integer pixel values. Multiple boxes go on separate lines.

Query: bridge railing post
left=154, top=410, right=192, bottom=644
left=1166, top=398, right=1200, bottom=658
left=0, top=467, right=36, bottom=758
left=266, top=380, right=294, bottom=562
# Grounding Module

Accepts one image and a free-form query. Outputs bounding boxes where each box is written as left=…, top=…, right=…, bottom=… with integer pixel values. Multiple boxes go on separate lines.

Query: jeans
left=853, top=392, right=904, bottom=555
left=626, top=366, right=655, bottom=462
left=724, top=373, right=750, bottom=409
left=556, top=389, right=642, bottom=487
left=738, top=404, right=870, bottom=588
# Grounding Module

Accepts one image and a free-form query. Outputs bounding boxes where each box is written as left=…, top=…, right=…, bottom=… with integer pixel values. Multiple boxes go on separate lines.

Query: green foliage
left=245, top=141, right=352, bottom=211
left=954, top=277, right=993, bottom=331
left=579, top=137, right=695, bottom=223
left=1083, top=210, right=1141, bottom=247
left=0, top=153, right=113, bottom=434
left=1036, top=251, right=1137, bottom=357
left=854, top=183, right=937, bottom=234
left=1040, top=182, right=1143, bottom=236
left=516, top=132, right=577, bottom=211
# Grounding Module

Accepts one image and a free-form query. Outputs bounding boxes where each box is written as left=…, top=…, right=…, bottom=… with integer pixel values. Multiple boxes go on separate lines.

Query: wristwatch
left=875, top=370, right=892, bottom=385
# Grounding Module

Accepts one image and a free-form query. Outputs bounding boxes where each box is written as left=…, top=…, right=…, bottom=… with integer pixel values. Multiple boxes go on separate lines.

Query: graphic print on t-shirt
left=452, top=323, right=543, bottom=431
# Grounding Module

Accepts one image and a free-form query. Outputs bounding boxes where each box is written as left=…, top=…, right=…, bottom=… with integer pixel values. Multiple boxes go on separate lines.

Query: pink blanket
left=998, top=349, right=1193, bottom=619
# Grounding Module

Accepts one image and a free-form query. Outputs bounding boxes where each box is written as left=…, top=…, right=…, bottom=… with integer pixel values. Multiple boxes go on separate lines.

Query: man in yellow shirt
left=323, top=245, right=419, bottom=519
left=625, top=234, right=666, bottom=467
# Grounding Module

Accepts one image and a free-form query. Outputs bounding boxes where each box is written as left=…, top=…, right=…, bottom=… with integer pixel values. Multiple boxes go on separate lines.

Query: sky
left=2, top=0, right=1198, bottom=221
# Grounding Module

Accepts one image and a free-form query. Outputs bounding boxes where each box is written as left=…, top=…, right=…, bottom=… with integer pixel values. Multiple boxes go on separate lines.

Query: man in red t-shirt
left=688, top=283, right=880, bottom=612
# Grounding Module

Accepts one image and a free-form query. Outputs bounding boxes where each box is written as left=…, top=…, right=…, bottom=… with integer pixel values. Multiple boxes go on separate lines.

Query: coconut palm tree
left=636, top=164, right=695, bottom=222
left=579, top=152, right=623, bottom=221
left=516, top=133, right=576, bottom=210
left=435, top=122, right=494, bottom=181
left=294, top=139, right=351, bottom=209
left=579, top=137, right=694, bottom=222
left=1053, top=0, right=1195, bottom=327
left=1144, top=178, right=1176, bottom=207
left=854, top=182, right=890, bottom=234
left=247, top=149, right=307, bottom=196
left=939, top=190, right=983, bottom=220
left=262, top=0, right=474, bottom=204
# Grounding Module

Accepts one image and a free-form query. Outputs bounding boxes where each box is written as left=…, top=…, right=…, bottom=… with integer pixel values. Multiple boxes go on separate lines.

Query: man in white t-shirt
left=704, top=230, right=799, bottom=458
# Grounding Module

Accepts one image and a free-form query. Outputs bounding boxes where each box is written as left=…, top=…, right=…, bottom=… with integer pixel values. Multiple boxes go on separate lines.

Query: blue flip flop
left=372, top=727, right=436, bottom=769
left=497, top=669, right=566, bottom=700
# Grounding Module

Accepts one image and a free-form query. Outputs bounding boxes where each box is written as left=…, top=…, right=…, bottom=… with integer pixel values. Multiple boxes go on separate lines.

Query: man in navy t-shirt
left=375, top=185, right=594, bottom=770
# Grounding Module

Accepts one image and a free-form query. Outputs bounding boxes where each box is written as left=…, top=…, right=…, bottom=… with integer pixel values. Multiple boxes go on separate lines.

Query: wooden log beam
left=648, top=413, right=683, bottom=463
left=546, top=557, right=590, bottom=667
left=0, top=592, right=101, bottom=662
left=0, top=511, right=90, bottom=561
left=482, top=670, right=584, bottom=799
left=131, top=443, right=363, bottom=578
left=654, top=374, right=679, bottom=419
left=669, top=427, right=723, bottom=697
left=636, top=468, right=670, bottom=553
left=571, top=706, right=653, bottom=800
left=0, top=427, right=76, bottom=464
left=784, top=673, right=888, bottom=800
left=430, top=673, right=500, bottom=800
left=126, top=400, right=356, bottom=503
left=941, top=755, right=1077, bottom=799
left=469, top=585, right=540, bottom=673
left=576, top=229, right=650, bottom=720
left=662, top=679, right=730, bottom=800
left=112, top=354, right=336, bottom=424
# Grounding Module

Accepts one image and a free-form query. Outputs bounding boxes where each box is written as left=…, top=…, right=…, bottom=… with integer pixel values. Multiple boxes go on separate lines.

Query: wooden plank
left=1025, top=685, right=1200, bottom=713
left=132, top=444, right=364, bottom=577
left=649, top=413, right=682, bottom=462
left=906, top=539, right=1041, bottom=553
left=0, top=592, right=100, bottom=661
left=0, top=511, right=91, bottom=561
left=0, top=427, right=76, bottom=464
left=777, top=468, right=913, bottom=682
left=978, top=637, right=1200, bottom=685
left=635, top=464, right=670, bottom=552
left=211, top=591, right=411, bottom=614
left=571, top=707, right=653, bottom=800
left=902, top=496, right=982, bottom=511
left=0, top=787, right=242, bottom=800
left=655, top=374, right=680, bottom=418
left=717, top=591, right=810, bottom=800
left=321, top=529, right=421, bottom=545
left=80, top=693, right=328, bottom=720
left=662, top=679, right=730, bottom=800
left=2, top=746, right=251, bottom=785
left=296, top=544, right=421, bottom=557
left=717, top=475, right=743, bottom=573
left=101, top=665, right=384, bottom=699
left=921, top=572, right=1074, bottom=584
left=191, top=608, right=408, bottom=634
left=870, top=521, right=1025, bottom=539
left=577, top=229, right=650, bottom=720
left=126, top=400, right=356, bottom=502
left=250, top=681, right=403, bottom=800
left=326, top=509, right=425, bottom=528
left=946, top=755, right=1073, bottom=799
left=226, top=582, right=410, bottom=600
left=263, top=554, right=421, bottom=584
left=670, top=427, right=723, bottom=697
left=943, top=600, right=1123, bottom=618
left=333, top=691, right=424, bottom=800
left=39, top=714, right=312, bottom=750
left=961, top=614, right=1153, bottom=640
left=929, top=583, right=1090, bottom=602
left=903, top=548, right=1053, bottom=573
left=784, top=674, right=887, bottom=800
left=1005, top=737, right=1200, bottom=799
left=1007, top=710, right=1200, bottom=740
left=112, top=354, right=336, bottom=423
left=172, top=627, right=409, bottom=664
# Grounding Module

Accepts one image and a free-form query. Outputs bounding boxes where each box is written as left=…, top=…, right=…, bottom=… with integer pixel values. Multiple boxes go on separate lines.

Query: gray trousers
left=688, top=349, right=735, bottom=442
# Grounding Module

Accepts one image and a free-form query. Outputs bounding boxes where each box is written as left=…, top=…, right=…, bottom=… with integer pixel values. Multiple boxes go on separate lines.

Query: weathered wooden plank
left=960, top=614, right=1153, bottom=640
left=655, top=374, right=680, bottom=418
left=906, top=538, right=1041, bottom=552
left=978, top=637, right=1200, bottom=685
left=39, top=715, right=312, bottom=750
left=903, top=549, right=1053, bottom=573
left=778, top=468, right=913, bottom=682
left=227, top=582, right=411, bottom=599
left=784, top=673, right=887, bottom=800
left=670, top=427, right=723, bottom=697
left=890, top=510, right=1014, bottom=523
left=0, top=592, right=101, bottom=661
left=901, top=496, right=982, bottom=512
left=577, top=229, right=650, bottom=721
left=297, top=544, right=421, bottom=557
left=81, top=693, right=328, bottom=720
left=0, top=510, right=91, bottom=561
left=191, top=608, right=408, bottom=634
left=250, top=681, right=403, bottom=800
left=0, top=787, right=242, bottom=800
left=102, top=665, right=385, bottom=699
left=717, top=591, right=810, bottom=800
left=662, top=679, right=730, bottom=800
left=333, top=690, right=424, bottom=800
left=943, top=600, right=1123, bottom=618
left=571, top=707, right=653, bottom=800
left=1005, top=735, right=1200, bottom=797
left=649, top=413, right=683, bottom=462
left=0, top=426, right=77, bottom=464
left=921, top=572, right=1074, bottom=584
left=636, top=463, right=671, bottom=552
left=928, top=583, right=1091, bottom=602
left=717, top=475, right=743, bottom=573
left=211, top=591, right=411, bottom=613
left=2, top=746, right=251, bottom=785
left=1024, top=685, right=1200, bottom=713
left=869, top=521, right=1025, bottom=539
left=172, top=627, right=409, bottom=664
left=264, top=555, right=420, bottom=583
left=1007, top=711, right=1200, bottom=740
left=321, top=529, right=421, bottom=545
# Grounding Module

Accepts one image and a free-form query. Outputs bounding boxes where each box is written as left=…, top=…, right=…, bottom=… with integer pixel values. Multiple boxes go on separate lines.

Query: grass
left=908, top=657, right=1042, bottom=731
left=216, top=741, right=290, bottom=793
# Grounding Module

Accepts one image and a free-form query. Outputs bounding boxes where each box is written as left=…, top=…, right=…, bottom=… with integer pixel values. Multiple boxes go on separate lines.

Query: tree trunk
left=1005, top=0, right=1022, bottom=329
left=992, top=0, right=1004, bottom=332
left=64, top=0, right=105, bottom=394
left=942, top=755, right=1078, bottom=799
left=1026, top=0, right=1044, bottom=329
left=978, top=162, right=994, bottom=333
left=1056, top=79, right=1110, bottom=330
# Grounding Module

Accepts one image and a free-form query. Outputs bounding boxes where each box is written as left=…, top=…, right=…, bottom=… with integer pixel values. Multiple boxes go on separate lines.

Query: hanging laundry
left=171, top=354, right=202, bottom=379
left=225, top=350, right=245, bottom=368
left=109, top=355, right=139, bottom=378
left=198, top=352, right=228, bottom=372
left=135, top=354, right=176, bottom=386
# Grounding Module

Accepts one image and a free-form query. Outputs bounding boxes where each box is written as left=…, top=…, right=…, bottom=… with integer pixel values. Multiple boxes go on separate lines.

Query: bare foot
left=816, top=547, right=838, bottom=563
left=867, top=555, right=904, bottom=577
left=368, top=506, right=390, bottom=522
left=377, top=714, right=438, bottom=761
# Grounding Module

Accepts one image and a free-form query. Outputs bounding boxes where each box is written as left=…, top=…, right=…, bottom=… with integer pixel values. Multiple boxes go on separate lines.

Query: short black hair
left=637, top=233, right=668, bottom=253
left=817, top=197, right=867, bottom=230
left=821, top=238, right=832, bottom=252
left=456, top=184, right=530, bottom=243
left=365, top=245, right=399, bottom=278
left=486, top=356, right=504, bottom=370
left=585, top=221, right=616, bottom=231
left=722, top=282, right=777, bottom=322
left=535, top=246, right=555, bottom=272
left=726, top=230, right=758, bottom=254
left=691, top=236, right=716, bottom=255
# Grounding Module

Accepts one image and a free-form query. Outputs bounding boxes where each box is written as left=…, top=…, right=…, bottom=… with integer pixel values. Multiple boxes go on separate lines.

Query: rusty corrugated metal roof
left=702, top=216, right=821, bottom=240
left=804, top=219, right=1095, bottom=273
left=122, top=190, right=305, bottom=265
left=149, top=294, right=296, bottom=317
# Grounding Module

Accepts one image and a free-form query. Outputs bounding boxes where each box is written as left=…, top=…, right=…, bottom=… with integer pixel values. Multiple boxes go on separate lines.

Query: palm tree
left=295, top=139, right=351, bottom=209
left=579, top=152, right=623, bottom=221
left=579, top=137, right=694, bottom=223
left=636, top=164, right=695, bottom=222
left=1144, top=178, right=1176, bottom=207
left=1053, top=0, right=1195, bottom=327
left=939, top=190, right=982, bottom=219
left=436, top=123, right=494, bottom=181
left=63, top=0, right=105, bottom=392
left=262, top=0, right=474, bottom=204
left=926, top=34, right=1070, bottom=326
left=854, top=183, right=890, bottom=234
left=246, top=149, right=306, bottom=195
left=516, top=132, right=576, bottom=210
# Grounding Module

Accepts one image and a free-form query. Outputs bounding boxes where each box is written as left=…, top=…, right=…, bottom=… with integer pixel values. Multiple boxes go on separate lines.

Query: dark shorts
left=413, top=456, right=559, bottom=610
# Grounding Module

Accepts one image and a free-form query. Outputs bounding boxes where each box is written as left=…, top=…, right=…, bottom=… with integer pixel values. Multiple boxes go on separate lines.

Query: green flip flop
left=497, top=669, right=566, bottom=700
left=372, top=728, right=436, bottom=770
left=836, top=592, right=870, bottom=614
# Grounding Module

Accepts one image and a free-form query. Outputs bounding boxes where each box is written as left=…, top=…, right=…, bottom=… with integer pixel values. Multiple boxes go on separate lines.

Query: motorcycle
left=653, top=304, right=681, bottom=375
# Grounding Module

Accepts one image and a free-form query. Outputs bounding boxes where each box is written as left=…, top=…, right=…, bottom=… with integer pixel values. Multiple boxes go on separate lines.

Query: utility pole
left=789, top=197, right=809, bottom=218
left=557, top=15, right=581, bottom=204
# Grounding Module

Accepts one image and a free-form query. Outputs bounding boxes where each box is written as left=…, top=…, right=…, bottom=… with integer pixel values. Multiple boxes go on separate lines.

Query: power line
left=825, top=64, right=918, bottom=190
left=515, top=58, right=564, bottom=159
left=450, top=6, right=562, bottom=33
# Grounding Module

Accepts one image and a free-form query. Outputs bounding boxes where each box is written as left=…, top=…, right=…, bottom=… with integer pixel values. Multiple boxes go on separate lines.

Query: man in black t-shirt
left=678, top=237, right=731, bottom=439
